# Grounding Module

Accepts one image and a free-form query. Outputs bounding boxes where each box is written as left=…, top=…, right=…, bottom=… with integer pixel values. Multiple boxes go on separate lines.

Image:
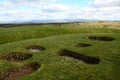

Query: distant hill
left=0, top=19, right=117, bottom=24
left=26, top=19, right=97, bottom=23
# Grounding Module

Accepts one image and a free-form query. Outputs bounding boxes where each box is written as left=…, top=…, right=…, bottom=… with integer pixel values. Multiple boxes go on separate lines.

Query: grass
left=0, top=22, right=120, bottom=80
left=0, top=24, right=120, bottom=44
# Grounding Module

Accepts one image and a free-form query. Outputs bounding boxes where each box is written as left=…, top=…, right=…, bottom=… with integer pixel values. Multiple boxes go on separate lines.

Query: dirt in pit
left=58, top=49, right=100, bottom=65
left=75, top=43, right=91, bottom=47
left=85, top=36, right=115, bottom=41
left=1, top=52, right=32, bottom=62
left=0, top=62, right=40, bottom=80
left=26, top=45, right=45, bottom=52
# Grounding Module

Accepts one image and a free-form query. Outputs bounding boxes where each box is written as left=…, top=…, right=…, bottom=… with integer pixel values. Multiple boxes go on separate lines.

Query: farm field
left=0, top=22, right=120, bottom=80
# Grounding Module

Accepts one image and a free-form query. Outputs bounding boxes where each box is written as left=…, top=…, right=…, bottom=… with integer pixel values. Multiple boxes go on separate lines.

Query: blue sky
left=54, top=0, right=92, bottom=7
left=0, top=0, right=120, bottom=22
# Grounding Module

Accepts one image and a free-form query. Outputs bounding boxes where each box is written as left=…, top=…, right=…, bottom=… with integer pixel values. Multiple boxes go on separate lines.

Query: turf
left=0, top=24, right=120, bottom=44
left=0, top=22, right=120, bottom=80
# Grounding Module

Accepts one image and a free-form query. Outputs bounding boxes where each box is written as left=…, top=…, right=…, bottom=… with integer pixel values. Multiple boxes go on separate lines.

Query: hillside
left=0, top=22, right=120, bottom=80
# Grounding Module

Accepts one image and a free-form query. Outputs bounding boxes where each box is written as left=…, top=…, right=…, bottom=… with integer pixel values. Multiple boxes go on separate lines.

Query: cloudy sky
left=0, top=0, right=120, bottom=22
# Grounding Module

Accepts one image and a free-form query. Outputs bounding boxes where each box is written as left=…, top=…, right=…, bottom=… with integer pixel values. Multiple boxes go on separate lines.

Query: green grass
left=0, top=33, right=120, bottom=80
left=0, top=24, right=120, bottom=44
left=0, top=23, right=120, bottom=80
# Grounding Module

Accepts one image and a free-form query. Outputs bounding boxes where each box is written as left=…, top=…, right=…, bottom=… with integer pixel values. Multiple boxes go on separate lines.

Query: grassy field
left=0, top=22, right=120, bottom=44
left=0, top=22, right=120, bottom=80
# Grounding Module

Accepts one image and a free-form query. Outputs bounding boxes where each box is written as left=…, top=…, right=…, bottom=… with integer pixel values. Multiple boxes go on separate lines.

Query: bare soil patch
left=58, top=49, right=100, bottom=64
left=1, top=52, right=32, bottom=62
left=75, top=43, right=91, bottom=47
left=26, top=45, right=45, bottom=52
left=0, top=62, right=40, bottom=80
left=85, top=36, right=115, bottom=41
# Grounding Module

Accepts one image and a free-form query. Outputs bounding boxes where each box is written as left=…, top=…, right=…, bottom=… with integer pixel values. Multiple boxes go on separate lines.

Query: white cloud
left=0, top=0, right=120, bottom=22
left=0, top=10, right=37, bottom=21
left=0, top=0, right=55, bottom=9
left=42, top=4, right=72, bottom=13
left=9, top=0, right=55, bottom=4
left=86, top=0, right=120, bottom=20
left=0, top=1, right=15, bottom=10
left=10, top=0, right=55, bottom=8
left=67, top=6, right=120, bottom=20
left=92, top=0, right=120, bottom=7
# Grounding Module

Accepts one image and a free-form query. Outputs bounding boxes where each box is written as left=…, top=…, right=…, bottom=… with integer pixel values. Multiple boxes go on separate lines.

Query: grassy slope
left=0, top=24, right=120, bottom=44
left=0, top=33, right=120, bottom=80
left=0, top=22, right=120, bottom=80
left=75, top=22, right=120, bottom=29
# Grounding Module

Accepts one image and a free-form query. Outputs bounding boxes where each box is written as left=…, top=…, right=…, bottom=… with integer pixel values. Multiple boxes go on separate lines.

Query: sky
left=0, top=0, right=120, bottom=22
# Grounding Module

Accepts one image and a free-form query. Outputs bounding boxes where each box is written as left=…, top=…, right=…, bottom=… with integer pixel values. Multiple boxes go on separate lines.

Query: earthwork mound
left=0, top=62, right=40, bottom=80
left=58, top=49, right=100, bottom=64
left=26, top=45, right=45, bottom=52
left=2, top=52, right=32, bottom=62
left=85, top=36, right=115, bottom=41
left=75, top=43, right=91, bottom=47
